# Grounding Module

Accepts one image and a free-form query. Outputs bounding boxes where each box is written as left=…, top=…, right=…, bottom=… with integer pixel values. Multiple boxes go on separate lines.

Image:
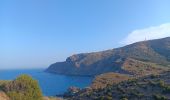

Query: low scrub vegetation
left=0, top=75, right=43, bottom=100
left=64, top=71, right=170, bottom=100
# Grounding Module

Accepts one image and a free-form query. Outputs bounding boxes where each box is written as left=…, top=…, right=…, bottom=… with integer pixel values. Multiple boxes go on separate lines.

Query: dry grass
left=91, top=72, right=130, bottom=89
left=122, top=58, right=169, bottom=77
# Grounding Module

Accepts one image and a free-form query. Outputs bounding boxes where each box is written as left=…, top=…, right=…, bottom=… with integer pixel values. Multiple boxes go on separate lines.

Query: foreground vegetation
left=0, top=75, right=43, bottom=100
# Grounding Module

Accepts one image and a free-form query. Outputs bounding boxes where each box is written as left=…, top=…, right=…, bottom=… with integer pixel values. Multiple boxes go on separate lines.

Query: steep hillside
left=90, top=72, right=130, bottom=89
left=46, top=37, right=170, bottom=76
left=65, top=71, right=170, bottom=100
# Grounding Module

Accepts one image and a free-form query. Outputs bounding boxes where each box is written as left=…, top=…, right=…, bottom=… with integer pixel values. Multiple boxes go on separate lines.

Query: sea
left=0, top=69, right=93, bottom=96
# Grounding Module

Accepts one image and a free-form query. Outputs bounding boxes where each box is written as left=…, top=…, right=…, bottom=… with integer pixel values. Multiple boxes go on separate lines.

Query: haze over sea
left=0, top=69, right=93, bottom=96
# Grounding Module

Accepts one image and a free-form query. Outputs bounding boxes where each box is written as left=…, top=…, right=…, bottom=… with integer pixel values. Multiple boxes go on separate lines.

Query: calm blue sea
left=0, top=69, right=93, bottom=96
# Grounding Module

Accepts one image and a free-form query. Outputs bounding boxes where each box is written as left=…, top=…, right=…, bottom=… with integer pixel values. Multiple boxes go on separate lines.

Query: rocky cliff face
left=46, top=37, right=170, bottom=76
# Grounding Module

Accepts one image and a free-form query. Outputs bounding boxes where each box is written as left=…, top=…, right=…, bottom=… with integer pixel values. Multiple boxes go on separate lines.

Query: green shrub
left=121, top=98, right=128, bottom=100
left=0, top=80, right=10, bottom=90
left=98, top=96, right=112, bottom=100
left=163, top=85, right=170, bottom=93
left=150, top=74, right=158, bottom=79
left=105, top=96, right=112, bottom=100
left=157, top=80, right=170, bottom=93
left=158, top=80, right=165, bottom=88
left=153, top=94, right=168, bottom=100
left=4, top=74, right=43, bottom=100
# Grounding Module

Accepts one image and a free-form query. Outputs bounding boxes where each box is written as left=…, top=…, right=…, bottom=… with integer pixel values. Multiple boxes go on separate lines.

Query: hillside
left=46, top=37, right=170, bottom=76
left=65, top=71, right=170, bottom=100
left=90, top=72, right=130, bottom=89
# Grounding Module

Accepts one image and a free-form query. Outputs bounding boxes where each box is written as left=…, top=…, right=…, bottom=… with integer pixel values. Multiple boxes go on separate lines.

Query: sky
left=0, top=0, right=170, bottom=69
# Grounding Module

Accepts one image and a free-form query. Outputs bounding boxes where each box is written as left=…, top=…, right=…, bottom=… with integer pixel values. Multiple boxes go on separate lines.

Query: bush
left=158, top=80, right=165, bottom=88
left=121, top=98, right=128, bottom=100
left=98, top=96, right=112, bottom=100
left=105, top=96, right=112, bottom=100
left=163, top=85, right=170, bottom=93
left=157, top=80, right=170, bottom=93
left=153, top=94, right=168, bottom=100
left=0, top=80, right=10, bottom=90
left=3, top=74, right=43, bottom=100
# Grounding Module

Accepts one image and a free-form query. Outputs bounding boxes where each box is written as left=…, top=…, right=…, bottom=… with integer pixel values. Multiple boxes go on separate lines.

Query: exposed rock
left=0, top=92, right=9, bottom=100
left=68, top=86, right=81, bottom=94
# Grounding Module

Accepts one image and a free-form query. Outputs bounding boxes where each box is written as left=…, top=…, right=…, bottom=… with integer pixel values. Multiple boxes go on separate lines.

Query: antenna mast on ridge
left=145, top=37, right=147, bottom=41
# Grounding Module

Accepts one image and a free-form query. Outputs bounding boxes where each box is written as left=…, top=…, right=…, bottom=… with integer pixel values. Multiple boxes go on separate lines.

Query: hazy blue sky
left=1, top=0, right=170, bottom=69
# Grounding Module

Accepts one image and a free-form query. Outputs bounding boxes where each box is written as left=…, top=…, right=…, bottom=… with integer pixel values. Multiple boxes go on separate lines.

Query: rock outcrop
left=0, top=92, right=9, bottom=100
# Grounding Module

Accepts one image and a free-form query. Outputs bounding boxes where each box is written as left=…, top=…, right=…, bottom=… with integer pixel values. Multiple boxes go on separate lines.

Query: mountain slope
left=46, top=37, right=170, bottom=76
left=65, top=71, right=170, bottom=100
left=90, top=72, right=131, bottom=89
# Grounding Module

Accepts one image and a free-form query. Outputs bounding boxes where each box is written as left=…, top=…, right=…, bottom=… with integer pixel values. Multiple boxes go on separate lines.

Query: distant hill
left=46, top=37, right=170, bottom=76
